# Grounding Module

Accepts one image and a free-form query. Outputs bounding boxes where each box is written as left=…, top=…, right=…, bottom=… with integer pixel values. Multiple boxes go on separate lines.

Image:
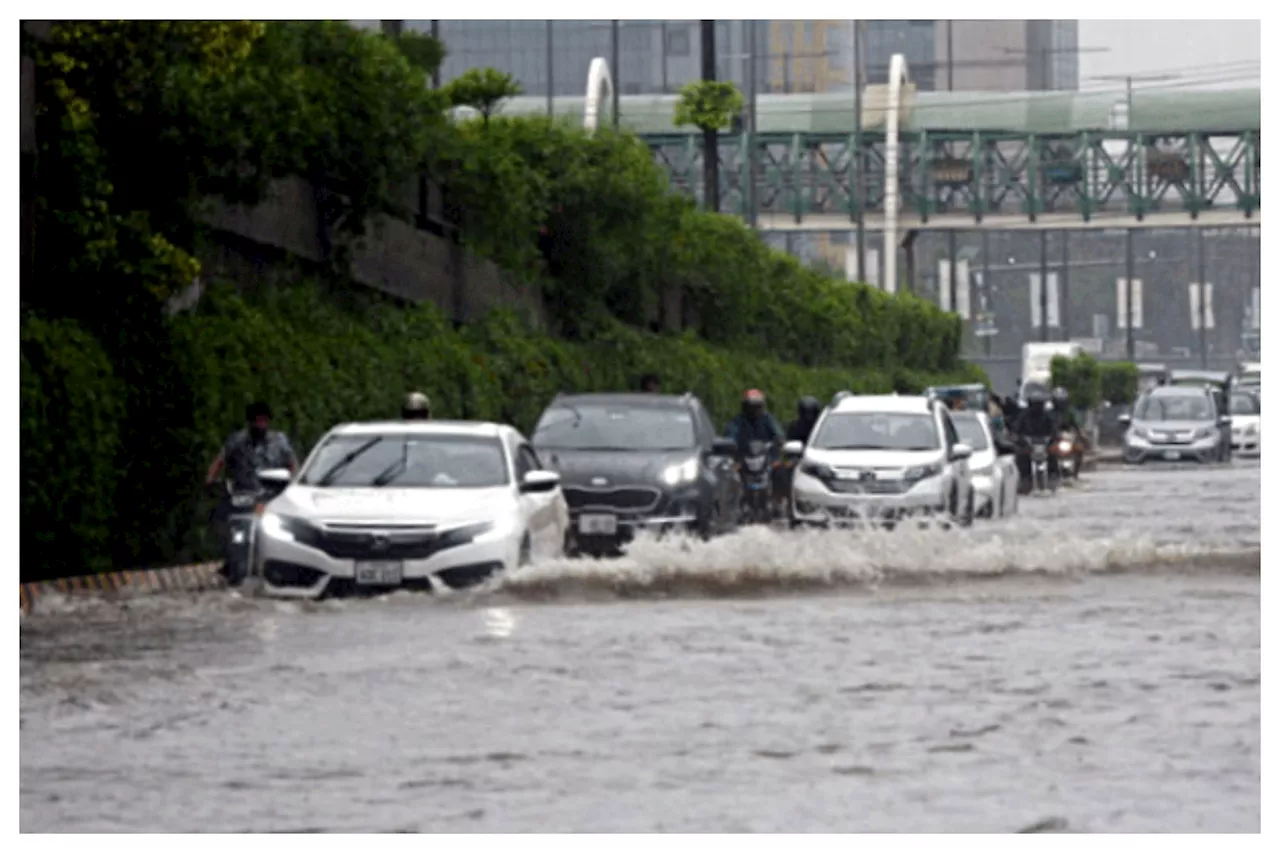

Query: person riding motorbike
left=402, top=391, right=431, bottom=419
left=785, top=396, right=821, bottom=445
left=205, top=402, right=299, bottom=582
left=1008, top=387, right=1060, bottom=482
left=726, top=389, right=785, bottom=452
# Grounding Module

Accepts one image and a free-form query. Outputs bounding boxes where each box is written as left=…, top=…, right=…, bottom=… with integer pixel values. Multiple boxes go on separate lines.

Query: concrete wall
left=199, top=177, right=547, bottom=326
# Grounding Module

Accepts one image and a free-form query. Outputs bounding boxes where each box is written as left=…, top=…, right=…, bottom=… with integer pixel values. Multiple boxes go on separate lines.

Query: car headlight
left=260, top=512, right=298, bottom=542
left=799, top=461, right=836, bottom=482
left=660, top=457, right=700, bottom=487
left=1245, top=423, right=1258, bottom=436
left=1129, top=427, right=1148, bottom=440
left=1194, top=427, right=1217, bottom=440
left=969, top=464, right=993, bottom=479
left=456, top=520, right=503, bottom=545
left=903, top=462, right=943, bottom=481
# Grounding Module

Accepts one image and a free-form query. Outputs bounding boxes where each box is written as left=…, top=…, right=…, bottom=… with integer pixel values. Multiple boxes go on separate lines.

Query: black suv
left=531, top=392, right=741, bottom=555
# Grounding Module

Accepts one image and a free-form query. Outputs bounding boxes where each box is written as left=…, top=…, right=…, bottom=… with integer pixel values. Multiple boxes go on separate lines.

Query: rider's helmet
left=742, top=388, right=766, bottom=417
left=402, top=391, right=431, bottom=420
left=246, top=401, right=272, bottom=439
left=1051, top=386, right=1070, bottom=411
left=797, top=395, right=820, bottom=420
left=1024, top=385, right=1050, bottom=411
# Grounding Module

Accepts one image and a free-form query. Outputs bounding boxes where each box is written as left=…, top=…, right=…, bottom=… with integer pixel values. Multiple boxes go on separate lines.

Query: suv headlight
left=1244, top=423, right=1258, bottom=436
left=903, top=462, right=943, bottom=481
left=1128, top=426, right=1148, bottom=440
left=661, top=458, right=699, bottom=486
left=261, top=512, right=299, bottom=542
left=800, top=461, right=836, bottom=481
left=1194, top=426, right=1217, bottom=440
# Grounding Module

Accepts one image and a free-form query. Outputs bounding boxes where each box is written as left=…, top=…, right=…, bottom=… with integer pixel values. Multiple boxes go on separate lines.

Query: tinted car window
left=1230, top=393, right=1259, bottom=415
left=811, top=412, right=941, bottom=451
left=515, top=445, right=540, bottom=479
left=299, top=434, right=509, bottom=488
left=1134, top=394, right=1214, bottom=421
left=951, top=415, right=990, bottom=451
left=533, top=404, right=697, bottom=451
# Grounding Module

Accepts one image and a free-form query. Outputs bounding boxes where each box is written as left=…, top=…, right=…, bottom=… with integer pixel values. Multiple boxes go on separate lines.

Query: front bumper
left=254, top=527, right=518, bottom=599
left=971, top=473, right=996, bottom=515
left=562, top=484, right=706, bottom=554
left=1232, top=430, right=1260, bottom=454
left=1123, top=433, right=1220, bottom=463
left=791, top=470, right=947, bottom=526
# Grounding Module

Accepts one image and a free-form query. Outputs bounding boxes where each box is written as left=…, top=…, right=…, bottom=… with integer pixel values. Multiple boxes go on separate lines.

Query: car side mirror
left=520, top=470, right=560, bottom=493
left=257, top=468, right=292, bottom=492
left=782, top=440, right=805, bottom=457
left=995, top=440, right=1016, bottom=457
left=710, top=437, right=738, bottom=457
left=950, top=443, right=973, bottom=462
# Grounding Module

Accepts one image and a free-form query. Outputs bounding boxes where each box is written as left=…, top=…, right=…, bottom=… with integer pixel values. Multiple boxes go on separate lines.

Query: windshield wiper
left=820, top=444, right=893, bottom=450
left=315, top=437, right=383, bottom=486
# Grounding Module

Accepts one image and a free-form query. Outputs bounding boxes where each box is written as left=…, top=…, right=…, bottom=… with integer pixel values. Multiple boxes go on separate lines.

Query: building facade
left=375, top=20, right=1081, bottom=97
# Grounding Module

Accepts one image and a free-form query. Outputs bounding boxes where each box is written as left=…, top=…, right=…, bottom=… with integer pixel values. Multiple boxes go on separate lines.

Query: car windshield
left=810, top=412, right=940, bottom=451
left=1134, top=394, right=1214, bottom=422
left=951, top=415, right=990, bottom=451
left=298, top=433, right=509, bottom=488
left=1230, top=393, right=1259, bottom=415
left=533, top=404, right=696, bottom=451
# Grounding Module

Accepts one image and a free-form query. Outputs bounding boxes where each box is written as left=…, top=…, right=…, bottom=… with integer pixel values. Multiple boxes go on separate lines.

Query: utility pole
left=610, top=21, right=620, bottom=129
left=852, top=19, right=866, bottom=282
left=747, top=20, right=758, bottom=230
left=700, top=20, right=720, bottom=213
left=1125, top=229, right=1136, bottom=360
left=1061, top=231, right=1070, bottom=339
left=1198, top=227, right=1208, bottom=368
left=430, top=21, right=440, bottom=89
left=546, top=21, right=554, bottom=116
left=946, top=20, right=954, bottom=90
left=1039, top=230, right=1049, bottom=342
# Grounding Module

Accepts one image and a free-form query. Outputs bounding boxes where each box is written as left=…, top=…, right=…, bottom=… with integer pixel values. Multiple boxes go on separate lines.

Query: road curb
left=20, top=562, right=226, bottom=615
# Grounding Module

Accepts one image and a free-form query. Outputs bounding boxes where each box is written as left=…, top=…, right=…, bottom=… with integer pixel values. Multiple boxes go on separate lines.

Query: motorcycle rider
left=205, top=402, right=298, bottom=582
left=725, top=389, right=785, bottom=452
left=402, top=391, right=431, bottom=419
left=1009, top=386, right=1060, bottom=482
left=785, top=396, right=822, bottom=445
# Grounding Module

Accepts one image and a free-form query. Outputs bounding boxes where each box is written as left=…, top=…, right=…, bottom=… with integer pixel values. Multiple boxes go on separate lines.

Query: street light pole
left=1039, top=229, right=1049, bottom=342
left=1125, top=229, right=1135, bottom=360
left=852, top=20, right=866, bottom=281
left=747, top=20, right=758, bottom=230
left=610, top=21, right=620, bottom=129
left=546, top=21, right=554, bottom=116
left=1198, top=227, right=1208, bottom=368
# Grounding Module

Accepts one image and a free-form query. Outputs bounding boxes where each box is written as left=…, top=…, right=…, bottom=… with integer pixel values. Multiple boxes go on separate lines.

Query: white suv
left=786, top=393, right=976, bottom=527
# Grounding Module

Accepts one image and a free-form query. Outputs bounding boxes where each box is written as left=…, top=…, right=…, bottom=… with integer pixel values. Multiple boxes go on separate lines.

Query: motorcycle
left=1051, top=429, right=1084, bottom=482
left=736, top=440, right=775, bottom=524
left=1017, top=435, right=1059, bottom=495
left=217, top=475, right=278, bottom=587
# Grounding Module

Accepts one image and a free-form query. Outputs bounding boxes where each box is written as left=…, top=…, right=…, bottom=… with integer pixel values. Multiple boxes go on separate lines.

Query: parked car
left=252, top=421, right=569, bottom=599
left=950, top=410, right=1019, bottom=518
left=1119, top=386, right=1232, bottom=464
left=531, top=392, right=741, bottom=555
left=786, top=393, right=976, bottom=528
left=1229, top=389, right=1261, bottom=456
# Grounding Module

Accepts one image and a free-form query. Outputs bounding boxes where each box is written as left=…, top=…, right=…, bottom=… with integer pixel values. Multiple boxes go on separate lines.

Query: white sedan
left=949, top=410, right=1019, bottom=518
left=252, top=421, right=569, bottom=599
left=1230, top=389, right=1261, bottom=455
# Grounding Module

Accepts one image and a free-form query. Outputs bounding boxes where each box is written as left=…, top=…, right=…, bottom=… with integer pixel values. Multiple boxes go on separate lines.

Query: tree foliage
left=1099, top=361, right=1141, bottom=405
left=1050, top=352, right=1103, bottom=412
left=673, top=80, right=745, bottom=132
left=443, top=67, right=522, bottom=124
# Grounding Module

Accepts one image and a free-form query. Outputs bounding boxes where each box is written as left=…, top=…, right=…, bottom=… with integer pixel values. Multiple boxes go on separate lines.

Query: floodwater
left=20, top=463, right=1261, bottom=833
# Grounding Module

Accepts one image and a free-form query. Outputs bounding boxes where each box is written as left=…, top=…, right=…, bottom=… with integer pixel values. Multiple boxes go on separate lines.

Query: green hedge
left=1050, top=352, right=1103, bottom=412
left=1099, top=361, right=1141, bottom=405
left=20, top=284, right=986, bottom=582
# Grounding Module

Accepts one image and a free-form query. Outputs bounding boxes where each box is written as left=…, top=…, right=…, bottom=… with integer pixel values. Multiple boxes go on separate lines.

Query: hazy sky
left=1078, top=20, right=1260, bottom=90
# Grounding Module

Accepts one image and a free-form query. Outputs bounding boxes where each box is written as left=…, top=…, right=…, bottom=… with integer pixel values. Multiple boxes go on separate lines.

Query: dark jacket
left=725, top=412, right=784, bottom=454
left=786, top=415, right=819, bottom=445
left=1011, top=407, right=1059, bottom=440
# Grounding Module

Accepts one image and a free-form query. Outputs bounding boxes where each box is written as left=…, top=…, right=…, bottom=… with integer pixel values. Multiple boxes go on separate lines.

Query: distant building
left=361, top=20, right=1080, bottom=97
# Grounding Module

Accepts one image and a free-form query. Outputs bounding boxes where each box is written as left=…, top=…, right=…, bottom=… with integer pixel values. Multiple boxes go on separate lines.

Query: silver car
left=1120, top=386, right=1231, bottom=464
left=950, top=410, right=1019, bottom=518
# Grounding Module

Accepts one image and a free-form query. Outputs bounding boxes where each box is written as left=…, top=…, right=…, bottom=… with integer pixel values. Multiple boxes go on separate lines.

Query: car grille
left=828, top=479, right=910, bottom=495
left=563, top=486, right=662, bottom=512
left=296, top=523, right=474, bottom=561
left=1148, top=430, right=1196, bottom=445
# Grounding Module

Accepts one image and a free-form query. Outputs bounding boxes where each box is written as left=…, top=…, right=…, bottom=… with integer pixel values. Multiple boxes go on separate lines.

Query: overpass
left=499, top=85, right=1261, bottom=234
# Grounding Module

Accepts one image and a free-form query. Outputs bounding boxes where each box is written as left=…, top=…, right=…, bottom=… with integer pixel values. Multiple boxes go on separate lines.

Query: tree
left=443, top=67, right=522, bottom=126
left=384, top=27, right=446, bottom=79
left=673, top=79, right=744, bottom=214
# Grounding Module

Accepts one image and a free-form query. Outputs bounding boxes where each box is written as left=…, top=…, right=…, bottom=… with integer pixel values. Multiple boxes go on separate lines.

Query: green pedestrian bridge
left=499, top=86, right=1260, bottom=233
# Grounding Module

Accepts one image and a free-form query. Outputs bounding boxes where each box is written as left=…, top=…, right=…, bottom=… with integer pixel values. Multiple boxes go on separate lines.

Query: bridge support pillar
left=902, top=229, right=918, bottom=294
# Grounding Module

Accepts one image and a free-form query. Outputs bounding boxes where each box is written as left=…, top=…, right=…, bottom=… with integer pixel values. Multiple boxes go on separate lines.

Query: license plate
left=1163, top=450, right=1181, bottom=461
left=578, top=514, right=618, bottom=535
left=355, top=561, right=403, bottom=585
left=230, top=494, right=257, bottom=508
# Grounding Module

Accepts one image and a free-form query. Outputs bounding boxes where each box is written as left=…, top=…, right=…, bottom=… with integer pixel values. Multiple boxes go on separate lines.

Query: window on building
left=666, top=26, right=691, bottom=57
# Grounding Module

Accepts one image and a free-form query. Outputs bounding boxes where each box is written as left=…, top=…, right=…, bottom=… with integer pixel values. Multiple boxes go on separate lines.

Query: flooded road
left=21, top=463, right=1260, bottom=832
